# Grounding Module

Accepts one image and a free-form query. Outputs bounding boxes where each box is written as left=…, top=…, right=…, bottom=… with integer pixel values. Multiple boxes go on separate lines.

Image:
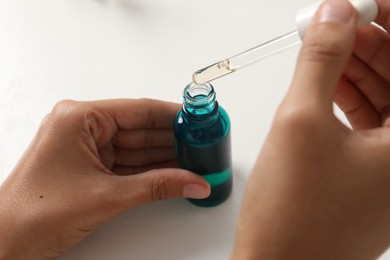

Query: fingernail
left=319, top=0, right=354, bottom=24
left=183, top=184, right=210, bottom=199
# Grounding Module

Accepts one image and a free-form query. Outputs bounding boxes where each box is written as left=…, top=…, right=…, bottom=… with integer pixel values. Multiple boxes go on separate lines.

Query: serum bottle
left=174, top=82, right=232, bottom=207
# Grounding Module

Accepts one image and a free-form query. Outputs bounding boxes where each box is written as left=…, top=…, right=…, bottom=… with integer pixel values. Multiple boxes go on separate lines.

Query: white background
left=0, top=0, right=388, bottom=259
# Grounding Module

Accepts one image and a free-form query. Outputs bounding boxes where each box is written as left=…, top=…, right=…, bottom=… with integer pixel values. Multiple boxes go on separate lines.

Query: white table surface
left=0, top=0, right=388, bottom=259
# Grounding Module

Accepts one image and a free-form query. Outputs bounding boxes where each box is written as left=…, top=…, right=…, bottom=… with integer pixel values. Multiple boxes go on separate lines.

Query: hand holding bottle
left=0, top=99, right=210, bottom=259
left=232, top=0, right=390, bottom=259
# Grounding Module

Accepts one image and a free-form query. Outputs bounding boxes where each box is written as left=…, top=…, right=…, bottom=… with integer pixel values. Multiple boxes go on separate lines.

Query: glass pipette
left=192, top=30, right=301, bottom=85
left=192, top=0, right=379, bottom=86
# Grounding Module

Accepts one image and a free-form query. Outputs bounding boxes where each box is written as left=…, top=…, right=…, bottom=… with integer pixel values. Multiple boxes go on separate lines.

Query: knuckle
left=49, top=100, right=100, bottom=133
left=149, top=176, right=170, bottom=202
left=50, top=99, right=83, bottom=122
left=138, top=98, right=156, bottom=113
left=303, top=40, right=343, bottom=62
left=274, top=104, right=320, bottom=131
left=138, top=97, right=155, bottom=104
left=138, top=98, right=158, bottom=128
left=52, top=99, right=79, bottom=114
left=302, top=24, right=351, bottom=63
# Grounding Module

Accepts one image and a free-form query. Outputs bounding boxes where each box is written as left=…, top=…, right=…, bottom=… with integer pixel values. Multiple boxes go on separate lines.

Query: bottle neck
left=182, top=82, right=218, bottom=118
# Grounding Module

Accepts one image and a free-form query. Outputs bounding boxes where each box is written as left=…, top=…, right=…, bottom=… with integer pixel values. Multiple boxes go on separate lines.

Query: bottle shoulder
left=218, top=106, right=231, bottom=126
left=174, top=106, right=231, bottom=147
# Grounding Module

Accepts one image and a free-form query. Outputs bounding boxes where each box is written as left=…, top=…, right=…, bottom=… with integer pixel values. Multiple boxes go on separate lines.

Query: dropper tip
left=192, top=73, right=205, bottom=86
left=191, top=60, right=234, bottom=86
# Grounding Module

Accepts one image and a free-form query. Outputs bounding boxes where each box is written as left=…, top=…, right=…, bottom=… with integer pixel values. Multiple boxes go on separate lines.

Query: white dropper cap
left=296, top=0, right=379, bottom=39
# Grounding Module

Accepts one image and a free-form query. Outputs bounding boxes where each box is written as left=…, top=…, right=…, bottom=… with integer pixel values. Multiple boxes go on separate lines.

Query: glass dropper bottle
left=173, top=83, right=232, bottom=207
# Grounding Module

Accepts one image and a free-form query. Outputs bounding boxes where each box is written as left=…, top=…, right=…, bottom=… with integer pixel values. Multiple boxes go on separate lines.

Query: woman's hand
left=0, top=99, right=210, bottom=259
left=336, top=0, right=390, bottom=129
left=232, top=0, right=390, bottom=259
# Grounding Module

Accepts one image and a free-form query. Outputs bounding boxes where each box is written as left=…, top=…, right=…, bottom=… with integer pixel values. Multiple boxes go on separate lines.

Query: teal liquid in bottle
left=173, top=82, right=232, bottom=207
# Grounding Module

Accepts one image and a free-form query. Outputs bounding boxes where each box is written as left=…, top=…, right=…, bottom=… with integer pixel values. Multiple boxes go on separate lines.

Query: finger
left=374, top=0, right=390, bottom=31
left=112, top=160, right=179, bottom=175
left=286, top=0, right=357, bottom=113
left=334, top=78, right=381, bottom=129
left=115, top=147, right=176, bottom=166
left=108, top=168, right=211, bottom=208
left=98, top=143, right=116, bottom=169
left=89, top=99, right=181, bottom=130
left=112, top=129, right=175, bottom=149
left=354, top=24, right=390, bottom=83
left=344, top=54, right=390, bottom=114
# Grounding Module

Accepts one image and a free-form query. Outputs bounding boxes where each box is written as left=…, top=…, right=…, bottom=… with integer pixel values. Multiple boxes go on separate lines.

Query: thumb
left=287, top=0, right=357, bottom=111
left=110, top=168, right=211, bottom=208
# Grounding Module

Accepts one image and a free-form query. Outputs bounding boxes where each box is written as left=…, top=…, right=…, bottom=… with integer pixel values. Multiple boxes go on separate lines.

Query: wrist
left=0, top=204, right=22, bottom=259
left=0, top=188, right=41, bottom=259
